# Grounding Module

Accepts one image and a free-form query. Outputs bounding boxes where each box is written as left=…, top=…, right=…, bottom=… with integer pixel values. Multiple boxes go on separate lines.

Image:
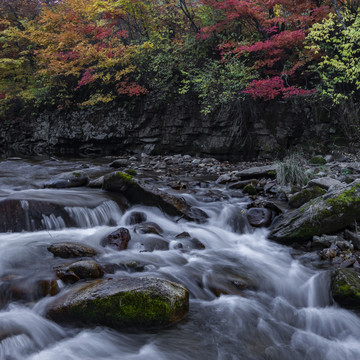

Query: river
left=0, top=158, right=360, bottom=360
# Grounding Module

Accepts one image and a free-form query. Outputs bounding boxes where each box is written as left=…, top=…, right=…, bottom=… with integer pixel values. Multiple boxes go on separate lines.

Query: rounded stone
left=47, top=277, right=189, bottom=329
left=246, top=208, right=272, bottom=227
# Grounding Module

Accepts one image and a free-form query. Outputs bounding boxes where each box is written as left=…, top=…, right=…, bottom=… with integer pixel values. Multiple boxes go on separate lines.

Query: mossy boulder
left=331, top=268, right=360, bottom=309
left=270, top=181, right=360, bottom=243
left=310, top=156, right=326, bottom=165
left=102, top=172, right=201, bottom=221
left=243, top=184, right=257, bottom=195
left=44, top=171, right=89, bottom=188
left=47, top=277, right=189, bottom=329
left=288, top=186, right=326, bottom=208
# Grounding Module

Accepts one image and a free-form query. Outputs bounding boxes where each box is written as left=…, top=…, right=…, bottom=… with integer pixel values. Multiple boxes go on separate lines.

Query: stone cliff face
left=0, top=98, right=338, bottom=160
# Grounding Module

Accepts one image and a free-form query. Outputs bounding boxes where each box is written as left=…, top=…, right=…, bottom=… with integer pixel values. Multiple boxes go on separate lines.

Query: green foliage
left=276, top=153, right=309, bottom=186
left=307, top=10, right=360, bottom=103
left=179, top=56, right=253, bottom=114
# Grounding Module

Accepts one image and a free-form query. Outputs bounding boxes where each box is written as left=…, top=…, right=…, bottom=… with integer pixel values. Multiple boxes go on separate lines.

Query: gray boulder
left=44, top=171, right=89, bottom=188
left=110, top=159, right=130, bottom=168
left=47, top=277, right=189, bottom=329
left=270, top=181, right=360, bottom=243
left=307, top=177, right=344, bottom=191
left=236, top=165, right=277, bottom=180
left=102, top=172, right=202, bottom=222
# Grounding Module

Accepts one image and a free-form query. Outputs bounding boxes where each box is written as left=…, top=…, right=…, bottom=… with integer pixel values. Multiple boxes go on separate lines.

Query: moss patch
left=289, top=186, right=326, bottom=208
left=243, top=184, right=257, bottom=195
left=115, top=171, right=134, bottom=183
left=310, top=156, right=326, bottom=165
left=125, top=169, right=137, bottom=176
left=332, top=269, right=360, bottom=308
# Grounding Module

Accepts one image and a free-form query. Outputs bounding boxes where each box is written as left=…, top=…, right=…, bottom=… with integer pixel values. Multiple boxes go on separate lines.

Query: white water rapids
left=0, top=158, right=360, bottom=360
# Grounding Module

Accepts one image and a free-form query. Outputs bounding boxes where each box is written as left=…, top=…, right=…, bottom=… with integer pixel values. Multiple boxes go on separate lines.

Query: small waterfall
left=65, top=200, right=122, bottom=228
left=41, top=214, right=66, bottom=230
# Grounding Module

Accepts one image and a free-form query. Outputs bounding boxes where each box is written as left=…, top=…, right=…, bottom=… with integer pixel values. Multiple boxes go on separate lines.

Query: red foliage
left=199, top=0, right=331, bottom=100
left=76, top=69, right=95, bottom=89
left=56, top=51, right=79, bottom=61
left=117, top=80, right=148, bottom=96
left=242, top=77, right=315, bottom=100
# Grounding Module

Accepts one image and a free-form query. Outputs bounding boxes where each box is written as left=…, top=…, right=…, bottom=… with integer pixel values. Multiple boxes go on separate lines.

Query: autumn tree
left=198, top=0, right=332, bottom=100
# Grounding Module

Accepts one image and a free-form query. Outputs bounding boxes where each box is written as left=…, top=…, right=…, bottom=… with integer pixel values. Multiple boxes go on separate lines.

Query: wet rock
left=175, top=232, right=191, bottom=239
left=141, top=236, right=169, bottom=251
left=100, top=227, right=131, bottom=250
left=216, top=174, right=232, bottom=184
left=126, top=211, right=147, bottom=225
left=307, top=177, right=344, bottom=191
left=134, top=222, right=163, bottom=235
left=0, top=199, right=73, bottom=233
left=246, top=208, right=272, bottom=228
left=56, top=260, right=104, bottom=280
left=320, top=248, right=337, bottom=260
left=102, top=172, right=194, bottom=220
left=88, top=176, right=104, bottom=188
left=110, top=158, right=130, bottom=168
left=339, top=258, right=356, bottom=268
left=228, top=179, right=256, bottom=190
left=48, top=242, right=98, bottom=258
left=187, top=207, right=208, bottom=223
left=226, top=210, right=250, bottom=234
left=44, top=171, right=89, bottom=188
left=47, top=277, right=189, bottom=329
left=336, top=240, right=353, bottom=251
left=270, top=181, right=360, bottom=243
left=102, top=263, right=122, bottom=274
left=288, top=186, right=327, bottom=208
left=312, top=235, right=338, bottom=248
left=331, top=268, right=360, bottom=308
left=55, top=270, right=80, bottom=284
left=174, top=237, right=205, bottom=251
left=0, top=277, right=59, bottom=304
left=344, top=229, right=360, bottom=250
left=236, top=164, right=277, bottom=180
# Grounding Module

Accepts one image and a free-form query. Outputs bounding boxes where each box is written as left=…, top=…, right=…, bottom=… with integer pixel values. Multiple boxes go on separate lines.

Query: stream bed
left=0, top=158, right=360, bottom=360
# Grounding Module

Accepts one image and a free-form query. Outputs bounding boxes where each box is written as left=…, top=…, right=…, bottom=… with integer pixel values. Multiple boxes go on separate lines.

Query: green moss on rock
left=115, top=171, right=134, bottom=183
left=47, top=277, right=189, bottom=329
left=125, top=169, right=137, bottom=176
left=243, top=184, right=257, bottom=195
left=310, top=156, right=326, bottom=165
left=289, top=186, right=326, bottom=208
left=271, top=181, right=360, bottom=242
left=331, top=268, right=360, bottom=309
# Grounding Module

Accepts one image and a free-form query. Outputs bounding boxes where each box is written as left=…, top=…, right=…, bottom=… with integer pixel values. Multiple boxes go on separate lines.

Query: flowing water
left=0, top=158, right=360, bottom=360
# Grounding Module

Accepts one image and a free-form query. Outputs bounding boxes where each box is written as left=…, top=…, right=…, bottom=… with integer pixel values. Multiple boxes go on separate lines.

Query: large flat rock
left=270, top=181, right=360, bottom=243
left=47, top=277, right=189, bottom=329
left=102, top=172, right=207, bottom=222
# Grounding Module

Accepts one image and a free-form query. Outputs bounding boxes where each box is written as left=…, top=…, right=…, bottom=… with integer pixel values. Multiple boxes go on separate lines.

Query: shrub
left=276, top=153, right=308, bottom=186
